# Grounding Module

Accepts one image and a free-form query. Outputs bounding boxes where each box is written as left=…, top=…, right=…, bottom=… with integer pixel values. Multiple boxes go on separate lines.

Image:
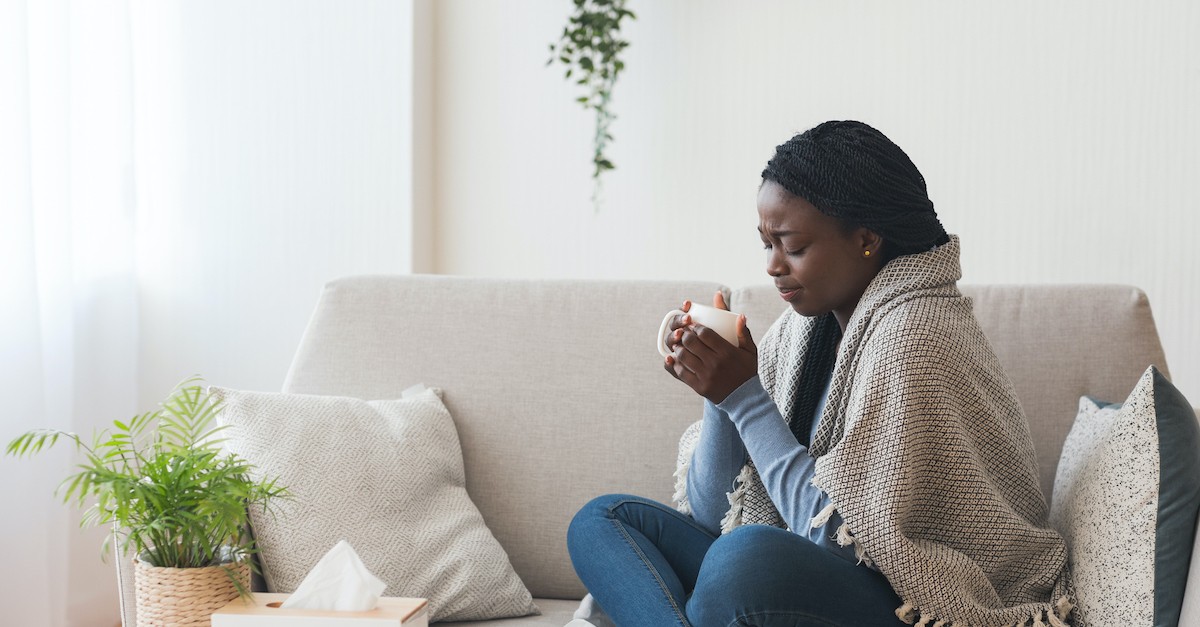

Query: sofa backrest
left=285, top=276, right=1169, bottom=601
left=284, top=276, right=722, bottom=600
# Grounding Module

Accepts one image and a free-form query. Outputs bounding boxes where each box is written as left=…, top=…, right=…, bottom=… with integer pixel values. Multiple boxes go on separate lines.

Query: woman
left=567, top=121, right=1074, bottom=627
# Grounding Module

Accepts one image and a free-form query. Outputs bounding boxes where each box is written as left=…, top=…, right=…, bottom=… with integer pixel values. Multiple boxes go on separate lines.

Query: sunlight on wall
left=130, top=0, right=425, bottom=409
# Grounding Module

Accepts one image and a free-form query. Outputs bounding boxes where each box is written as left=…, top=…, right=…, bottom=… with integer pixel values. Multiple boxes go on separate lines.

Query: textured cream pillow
left=1049, top=366, right=1200, bottom=627
left=210, top=385, right=538, bottom=622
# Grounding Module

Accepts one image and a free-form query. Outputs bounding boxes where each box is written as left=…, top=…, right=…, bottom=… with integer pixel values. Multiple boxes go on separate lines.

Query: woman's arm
left=717, top=375, right=856, bottom=561
left=685, top=400, right=746, bottom=535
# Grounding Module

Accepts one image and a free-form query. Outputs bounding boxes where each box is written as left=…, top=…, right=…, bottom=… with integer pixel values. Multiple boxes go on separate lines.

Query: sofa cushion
left=1049, top=366, right=1200, bottom=627
left=436, top=598, right=581, bottom=626
left=211, top=384, right=538, bottom=622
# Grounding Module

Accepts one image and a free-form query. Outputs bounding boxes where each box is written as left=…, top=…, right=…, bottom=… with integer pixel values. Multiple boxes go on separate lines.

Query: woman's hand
left=663, top=292, right=758, bottom=404
left=661, top=299, right=693, bottom=354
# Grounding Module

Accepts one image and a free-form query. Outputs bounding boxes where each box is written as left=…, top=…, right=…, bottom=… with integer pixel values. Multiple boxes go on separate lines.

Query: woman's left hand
left=663, top=293, right=758, bottom=404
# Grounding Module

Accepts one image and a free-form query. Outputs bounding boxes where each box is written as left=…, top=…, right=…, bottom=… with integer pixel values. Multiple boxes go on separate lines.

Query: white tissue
left=280, top=540, right=387, bottom=612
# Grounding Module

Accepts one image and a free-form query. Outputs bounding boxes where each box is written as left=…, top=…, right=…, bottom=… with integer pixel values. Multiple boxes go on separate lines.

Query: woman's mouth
left=779, top=287, right=800, bottom=302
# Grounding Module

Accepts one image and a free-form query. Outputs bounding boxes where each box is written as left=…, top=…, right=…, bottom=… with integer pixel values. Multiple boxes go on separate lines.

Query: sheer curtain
left=2, top=0, right=137, bottom=625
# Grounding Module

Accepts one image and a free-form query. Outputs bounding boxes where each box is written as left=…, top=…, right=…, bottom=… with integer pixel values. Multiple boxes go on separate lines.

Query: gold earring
left=864, top=250, right=871, bottom=257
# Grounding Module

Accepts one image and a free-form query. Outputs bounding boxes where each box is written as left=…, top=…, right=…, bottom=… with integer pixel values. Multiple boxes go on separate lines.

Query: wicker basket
left=134, top=557, right=251, bottom=627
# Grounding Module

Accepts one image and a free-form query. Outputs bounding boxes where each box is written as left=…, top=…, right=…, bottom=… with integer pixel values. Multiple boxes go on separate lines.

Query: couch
left=116, top=275, right=1200, bottom=626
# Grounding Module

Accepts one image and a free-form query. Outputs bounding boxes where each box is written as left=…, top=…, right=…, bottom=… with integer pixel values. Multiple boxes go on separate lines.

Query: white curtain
left=1, top=0, right=137, bottom=624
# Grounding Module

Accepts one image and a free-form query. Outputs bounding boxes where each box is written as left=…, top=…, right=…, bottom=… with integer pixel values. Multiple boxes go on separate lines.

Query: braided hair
left=761, top=120, right=949, bottom=443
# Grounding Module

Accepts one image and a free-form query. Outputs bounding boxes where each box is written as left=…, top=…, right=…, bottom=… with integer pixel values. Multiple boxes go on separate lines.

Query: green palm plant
left=6, top=376, right=287, bottom=593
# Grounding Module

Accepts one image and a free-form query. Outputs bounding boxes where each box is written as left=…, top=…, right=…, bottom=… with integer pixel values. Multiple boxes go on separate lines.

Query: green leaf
left=548, top=0, right=629, bottom=195
left=3, top=377, right=288, bottom=568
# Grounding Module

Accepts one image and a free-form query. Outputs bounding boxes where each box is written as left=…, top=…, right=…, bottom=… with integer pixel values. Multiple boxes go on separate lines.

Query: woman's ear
left=857, top=228, right=883, bottom=258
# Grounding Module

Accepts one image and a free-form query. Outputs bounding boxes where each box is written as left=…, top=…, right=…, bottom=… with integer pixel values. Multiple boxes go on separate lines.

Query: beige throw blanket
left=678, top=236, right=1075, bottom=627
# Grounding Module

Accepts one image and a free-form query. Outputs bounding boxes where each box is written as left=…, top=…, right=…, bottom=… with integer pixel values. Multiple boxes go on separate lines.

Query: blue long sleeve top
left=686, top=374, right=865, bottom=567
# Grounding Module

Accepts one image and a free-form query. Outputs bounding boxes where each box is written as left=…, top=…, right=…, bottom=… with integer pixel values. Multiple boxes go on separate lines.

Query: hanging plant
left=547, top=0, right=636, bottom=206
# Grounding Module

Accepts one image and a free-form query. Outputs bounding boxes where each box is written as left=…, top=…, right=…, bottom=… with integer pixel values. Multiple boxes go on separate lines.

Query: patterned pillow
left=1049, top=366, right=1200, bottom=627
left=210, top=385, right=538, bottom=622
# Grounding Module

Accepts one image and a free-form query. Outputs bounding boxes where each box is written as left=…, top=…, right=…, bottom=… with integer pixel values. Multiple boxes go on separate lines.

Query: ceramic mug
left=657, top=303, right=741, bottom=357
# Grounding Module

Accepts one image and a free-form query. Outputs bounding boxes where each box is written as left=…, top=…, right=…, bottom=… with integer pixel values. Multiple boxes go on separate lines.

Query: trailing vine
left=547, top=0, right=636, bottom=206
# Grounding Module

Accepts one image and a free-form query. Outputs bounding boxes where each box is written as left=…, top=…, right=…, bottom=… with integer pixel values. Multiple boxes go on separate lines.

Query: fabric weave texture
left=701, top=236, right=1076, bottom=626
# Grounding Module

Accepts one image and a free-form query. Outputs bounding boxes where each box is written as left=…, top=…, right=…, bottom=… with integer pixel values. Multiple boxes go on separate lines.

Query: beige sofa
left=116, top=276, right=1199, bottom=626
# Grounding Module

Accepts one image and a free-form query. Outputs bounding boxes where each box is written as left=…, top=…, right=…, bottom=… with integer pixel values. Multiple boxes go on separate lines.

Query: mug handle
left=657, top=309, right=686, bottom=358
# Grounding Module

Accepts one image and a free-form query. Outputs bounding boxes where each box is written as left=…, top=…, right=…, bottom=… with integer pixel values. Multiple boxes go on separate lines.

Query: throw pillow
left=1049, top=366, right=1200, bottom=627
left=210, top=385, right=538, bottom=622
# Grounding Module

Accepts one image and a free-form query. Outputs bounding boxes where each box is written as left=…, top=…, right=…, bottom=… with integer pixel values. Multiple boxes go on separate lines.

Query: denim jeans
left=567, top=494, right=906, bottom=627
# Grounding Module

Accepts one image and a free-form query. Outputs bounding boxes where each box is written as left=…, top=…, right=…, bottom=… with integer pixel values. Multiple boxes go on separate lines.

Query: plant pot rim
left=135, top=546, right=243, bottom=569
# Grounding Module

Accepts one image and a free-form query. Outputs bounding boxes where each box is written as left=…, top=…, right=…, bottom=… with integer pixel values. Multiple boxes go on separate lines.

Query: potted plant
left=547, top=0, right=636, bottom=208
left=6, top=376, right=288, bottom=627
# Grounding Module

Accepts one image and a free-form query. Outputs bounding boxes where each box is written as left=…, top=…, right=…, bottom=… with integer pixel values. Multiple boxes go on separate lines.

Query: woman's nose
left=765, top=250, right=786, bottom=277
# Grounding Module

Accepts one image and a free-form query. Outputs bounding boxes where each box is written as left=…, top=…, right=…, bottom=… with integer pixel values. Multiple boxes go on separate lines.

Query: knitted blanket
left=677, top=236, right=1076, bottom=627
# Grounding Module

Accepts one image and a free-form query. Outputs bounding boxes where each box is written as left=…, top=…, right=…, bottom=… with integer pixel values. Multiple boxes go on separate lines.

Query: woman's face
left=756, top=180, right=883, bottom=330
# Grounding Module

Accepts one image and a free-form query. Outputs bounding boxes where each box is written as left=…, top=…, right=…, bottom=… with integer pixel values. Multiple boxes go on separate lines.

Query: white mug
left=657, top=304, right=741, bottom=357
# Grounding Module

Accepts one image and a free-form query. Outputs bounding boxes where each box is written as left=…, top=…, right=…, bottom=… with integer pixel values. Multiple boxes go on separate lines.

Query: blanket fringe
left=852, top=537, right=874, bottom=567
left=834, top=522, right=854, bottom=547
left=811, top=502, right=837, bottom=528
left=832, top=519, right=874, bottom=567
left=894, top=602, right=916, bottom=625
left=720, top=465, right=754, bottom=534
left=889, top=606, right=1065, bottom=627
left=671, top=455, right=691, bottom=515
left=1053, top=595, right=1074, bottom=622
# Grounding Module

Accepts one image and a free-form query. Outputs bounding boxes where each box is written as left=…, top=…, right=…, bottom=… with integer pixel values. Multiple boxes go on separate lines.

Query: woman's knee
left=708, top=524, right=796, bottom=564
left=570, top=494, right=623, bottom=542
left=568, top=493, right=656, bottom=550
left=687, top=525, right=816, bottom=625
left=689, top=525, right=904, bottom=627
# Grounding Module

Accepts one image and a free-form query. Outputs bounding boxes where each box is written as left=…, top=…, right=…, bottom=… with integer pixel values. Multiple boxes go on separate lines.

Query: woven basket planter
left=134, top=556, right=250, bottom=627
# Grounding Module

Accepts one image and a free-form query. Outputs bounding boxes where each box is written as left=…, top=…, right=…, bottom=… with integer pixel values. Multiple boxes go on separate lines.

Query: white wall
left=130, top=0, right=432, bottom=410
left=435, top=0, right=1200, bottom=405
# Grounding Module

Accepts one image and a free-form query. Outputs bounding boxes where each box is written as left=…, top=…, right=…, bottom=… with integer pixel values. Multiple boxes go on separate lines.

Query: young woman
left=567, top=121, right=1074, bottom=627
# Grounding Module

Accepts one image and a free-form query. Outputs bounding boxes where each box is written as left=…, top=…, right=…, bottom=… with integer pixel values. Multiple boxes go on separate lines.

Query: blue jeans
left=567, top=494, right=906, bottom=627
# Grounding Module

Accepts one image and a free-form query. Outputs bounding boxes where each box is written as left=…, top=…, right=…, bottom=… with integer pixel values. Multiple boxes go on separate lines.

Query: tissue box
left=211, top=593, right=429, bottom=627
